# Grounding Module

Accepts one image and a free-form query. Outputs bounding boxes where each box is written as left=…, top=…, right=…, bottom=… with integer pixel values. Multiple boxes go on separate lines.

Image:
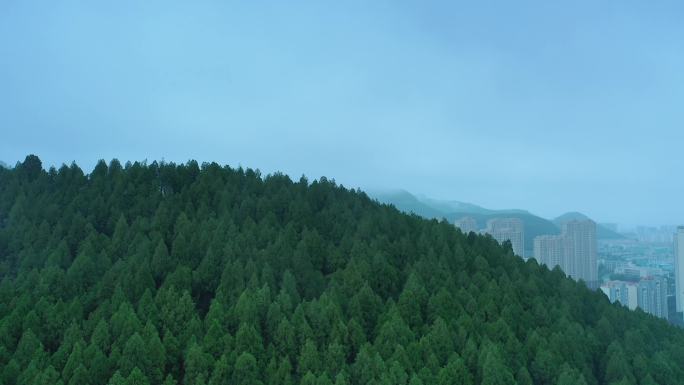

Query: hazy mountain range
left=368, top=189, right=624, bottom=255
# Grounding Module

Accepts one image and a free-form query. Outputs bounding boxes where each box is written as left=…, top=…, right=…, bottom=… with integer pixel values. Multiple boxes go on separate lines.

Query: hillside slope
left=0, top=156, right=682, bottom=385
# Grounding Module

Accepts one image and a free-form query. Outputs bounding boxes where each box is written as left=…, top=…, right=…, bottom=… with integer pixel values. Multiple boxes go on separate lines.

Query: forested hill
left=1, top=156, right=683, bottom=385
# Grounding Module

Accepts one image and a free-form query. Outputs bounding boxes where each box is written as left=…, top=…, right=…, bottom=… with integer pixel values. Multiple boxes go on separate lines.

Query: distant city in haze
left=370, top=188, right=683, bottom=324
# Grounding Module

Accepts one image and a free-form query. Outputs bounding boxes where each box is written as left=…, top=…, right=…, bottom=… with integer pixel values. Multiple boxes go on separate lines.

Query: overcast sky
left=1, top=0, right=683, bottom=226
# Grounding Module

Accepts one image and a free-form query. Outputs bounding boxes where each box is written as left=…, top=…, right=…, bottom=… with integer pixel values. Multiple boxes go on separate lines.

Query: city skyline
left=602, top=277, right=669, bottom=320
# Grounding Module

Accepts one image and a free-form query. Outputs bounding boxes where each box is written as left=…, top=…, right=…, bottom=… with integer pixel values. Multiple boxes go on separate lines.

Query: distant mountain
left=370, top=190, right=623, bottom=255
left=554, top=212, right=625, bottom=239
left=370, top=189, right=527, bottom=218
left=370, top=190, right=559, bottom=256
left=368, top=189, right=446, bottom=219
left=415, top=194, right=530, bottom=216
left=0, top=161, right=8, bottom=169
left=553, top=211, right=592, bottom=223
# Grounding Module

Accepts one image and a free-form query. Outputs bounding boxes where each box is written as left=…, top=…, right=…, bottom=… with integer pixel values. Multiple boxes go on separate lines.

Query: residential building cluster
left=455, top=216, right=684, bottom=324
left=612, top=265, right=666, bottom=278
left=601, top=277, right=668, bottom=319
left=634, top=225, right=678, bottom=244
left=598, top=240, right=673, bottom=278
left=598, top=232, right=679, bottom=324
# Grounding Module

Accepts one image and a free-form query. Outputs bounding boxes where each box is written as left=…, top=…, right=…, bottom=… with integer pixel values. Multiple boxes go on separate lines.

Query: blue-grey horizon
left=1, top=1, right=683, bottom=226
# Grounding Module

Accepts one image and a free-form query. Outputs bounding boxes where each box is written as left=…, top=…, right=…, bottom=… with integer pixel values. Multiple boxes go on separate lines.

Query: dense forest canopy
left=0, top=155, right=682, bottom=385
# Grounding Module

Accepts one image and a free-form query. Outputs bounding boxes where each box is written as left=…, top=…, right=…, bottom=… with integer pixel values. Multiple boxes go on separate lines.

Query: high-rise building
left=674, top=227, right=684, bottom=313
left=637, top=276, right=668, bottom=319
left=627, top=283, right=638, bottom=310
left=601, top=279, right=668, bottom=318
left=533, top=235, right=564, bottom=269
left=485, top=218, right=524, bottom=257
left=601, top=281, right=638, bottom=310
left=454, top=217, right=479, bottom=234
left=562, top=220, right=597, bottom=288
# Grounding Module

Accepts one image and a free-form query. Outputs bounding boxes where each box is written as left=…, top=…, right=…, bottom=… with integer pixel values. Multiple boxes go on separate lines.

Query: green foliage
left=0, top=155, right=683, bottom=384
left=233, top=352, right=261, bottom=385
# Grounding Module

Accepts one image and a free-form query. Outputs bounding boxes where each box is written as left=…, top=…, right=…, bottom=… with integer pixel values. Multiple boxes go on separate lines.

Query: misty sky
left=1, top=1, right=683, bottom=226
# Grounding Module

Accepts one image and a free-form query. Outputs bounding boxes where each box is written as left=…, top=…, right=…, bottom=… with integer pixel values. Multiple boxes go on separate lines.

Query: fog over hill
left=369, top=190, right=624, bottom=256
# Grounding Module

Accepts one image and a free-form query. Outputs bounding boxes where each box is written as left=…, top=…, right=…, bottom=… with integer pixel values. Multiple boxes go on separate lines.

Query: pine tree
left=126, top=367, right=151, bottom=385
left=298, top=340, right=321, bottom=376
left=183, top=343, right=213, bottom=385
left=67, top=364, right=90, bottom=385
left=142, top=322, right=166, bottom=385
left=233, top=352, right=262, bottom=385
left=208, top=355, right=231, bottom=385
left=397, top=273, right=428, bottom=330
left=480, top=346, right=515, bottom=385
left=119, top=333, right=147, bottom=377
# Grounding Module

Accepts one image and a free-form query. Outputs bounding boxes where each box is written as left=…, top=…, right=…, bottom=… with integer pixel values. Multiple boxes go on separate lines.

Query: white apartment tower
left=562, top=220, right=598, bottom=289
left=637, top=276, right=668, bottom=319
left=486, top=218, right=525, bottom=257
left=675, top=227, right=684, bottom=313
left=454, top=217, right=479, bottom=234
left=533, top=235, right=564, bottom=269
